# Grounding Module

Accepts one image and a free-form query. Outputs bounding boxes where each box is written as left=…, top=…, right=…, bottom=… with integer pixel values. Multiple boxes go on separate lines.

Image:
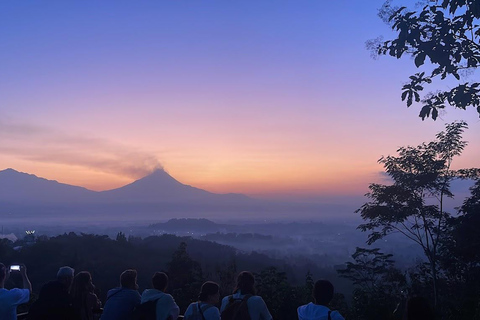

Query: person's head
left=233, top=271, right=255, bottom=295
left=71, top=271, right=94, bottom=299
left=313, top=280, right=334, bottom=306
left=120, top=269, right=138, bottom=290
left=152, top=272, right=168, bottom=292
left=57, top=266, right=75, bottom=290
left=198, top=281, right=220, bottom=304
left=406, top=296, right=434, bottom=320
left=0, top=263, right=6, bottom=286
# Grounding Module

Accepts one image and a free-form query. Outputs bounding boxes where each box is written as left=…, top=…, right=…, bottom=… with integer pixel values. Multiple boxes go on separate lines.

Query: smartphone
left=9, top=265, right=20, bottom=272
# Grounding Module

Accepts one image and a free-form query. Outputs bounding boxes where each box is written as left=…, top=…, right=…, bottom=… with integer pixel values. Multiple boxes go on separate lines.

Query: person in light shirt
left=297, top=280, right=345, bottom=320
left=101, top=269, right=141, bottom=320
left=184, top=281, right=221, bottom=320
left=140, top=272, right=180, bottom=320
left=0, top=263, right=32, bottom=320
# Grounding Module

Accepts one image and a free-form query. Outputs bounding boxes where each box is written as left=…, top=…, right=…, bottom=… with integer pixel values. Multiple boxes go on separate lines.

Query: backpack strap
left=197, top=302, right=214, bottom=320
left=232, top=294, right=252, bottom=318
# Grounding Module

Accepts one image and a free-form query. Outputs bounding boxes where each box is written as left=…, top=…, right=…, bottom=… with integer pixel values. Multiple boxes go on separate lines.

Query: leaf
left=401, top=91, right=408, bottom=101
left=414, top=92, right=421, bottom=102
left=432, top=108, right=439, bottom=120
left=420, top=105, right=431, bottom=120
left=415, top=52, right=427, bottom=67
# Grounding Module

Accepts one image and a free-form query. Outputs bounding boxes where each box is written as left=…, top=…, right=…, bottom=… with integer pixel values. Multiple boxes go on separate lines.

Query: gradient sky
left=1, top=0, right=479, bottom=200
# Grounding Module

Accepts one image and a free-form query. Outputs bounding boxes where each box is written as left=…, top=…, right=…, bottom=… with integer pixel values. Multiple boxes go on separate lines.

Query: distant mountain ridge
left=0, top=168, right=353, bottom=221
left=0, top=168, right=249, bottom=205
left=0, top=168, right=98, bottom=203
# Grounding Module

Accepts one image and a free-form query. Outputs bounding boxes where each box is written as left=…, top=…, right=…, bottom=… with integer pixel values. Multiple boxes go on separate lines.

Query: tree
left=373, top=0, right=480, bottom=120
left=357, top=121, right=479, bottom=306
left=167, top=242, right=204, bottom=311
left=254, top=267, right=299, bottom=320
left=115, top=231, right=127, bottom=243
left=437, top=179, right=480, bottom=319
left=338, top=247, right=406, bottom=320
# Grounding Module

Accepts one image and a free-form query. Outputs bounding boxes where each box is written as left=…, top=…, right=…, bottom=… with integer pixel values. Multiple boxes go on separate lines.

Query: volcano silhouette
left=100, top=169, right=247, bottom=203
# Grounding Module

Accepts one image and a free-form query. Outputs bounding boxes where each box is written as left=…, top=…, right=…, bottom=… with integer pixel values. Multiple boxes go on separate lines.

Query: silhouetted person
left=71, top=271, right=102, bottom=320
left=184, top=281, right=221, bottom=320
left=0, top=263, right=31, bottom=320
left=220, top=271, right=272, bottom=320
left=297, top=280, right=344, bottom=320
left=139, top=272, right=179, bottom=320
left=27, top=266, right=75, bottom=320
left=101, top=269, right=141, bottom=320
left=405, top=296, right=434, bottom=320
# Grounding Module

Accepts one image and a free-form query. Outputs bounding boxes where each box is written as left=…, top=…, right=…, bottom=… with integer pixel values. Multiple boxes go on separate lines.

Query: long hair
left=71, top=271, right=92, bottom=300
left=71, top=271, right=94, bottom=319
left=233, top=271, right=256, bottom=295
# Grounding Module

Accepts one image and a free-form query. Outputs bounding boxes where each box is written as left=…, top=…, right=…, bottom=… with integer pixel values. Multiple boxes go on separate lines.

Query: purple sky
left=1, top=0, right=479, bottom=200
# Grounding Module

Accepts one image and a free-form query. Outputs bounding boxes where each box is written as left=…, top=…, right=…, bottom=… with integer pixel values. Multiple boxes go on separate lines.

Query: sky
left=1, top=0, right=479, bottom=201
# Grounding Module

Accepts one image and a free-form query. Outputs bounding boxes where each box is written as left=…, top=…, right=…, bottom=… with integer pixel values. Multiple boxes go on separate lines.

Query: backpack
left=132, top=298, right=160, bottom=320
left=220, top=294, right=252, bottom=320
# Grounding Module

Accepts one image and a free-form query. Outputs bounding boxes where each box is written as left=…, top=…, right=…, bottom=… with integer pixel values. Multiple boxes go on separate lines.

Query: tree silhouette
left=357, top=121, right=479, bottom=306
left=338, top=247, right=406, bottom=320
left=372, top=0, right=480, bottom=119
left=167, top=242, right=204, bottom=312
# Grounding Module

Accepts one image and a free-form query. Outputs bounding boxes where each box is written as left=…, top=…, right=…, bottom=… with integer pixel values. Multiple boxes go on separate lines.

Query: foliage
left=338, top=247, right=406, bottom=320
left=215, top=259, right=237, bottom=297
left=167, top=242, right=204, bottom=312
left=437, top=179, right=480, bottom=319
left=357, top=121, right=479, bottom=305
left=373, top=0, right=480, bottom=119
left=254, top=267, right=300, bottom=320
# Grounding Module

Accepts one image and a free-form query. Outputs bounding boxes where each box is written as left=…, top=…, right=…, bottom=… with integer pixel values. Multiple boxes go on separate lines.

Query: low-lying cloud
left=0, top=120, right=162, bottom=178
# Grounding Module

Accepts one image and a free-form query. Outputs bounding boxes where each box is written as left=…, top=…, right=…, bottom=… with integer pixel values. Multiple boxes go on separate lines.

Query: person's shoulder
left=8, top=288, right=29, bottom=295
left=128, top=289, right=141, bottom=298
left=297, top=302, right=309, bottom=311
left=107, top=287, right=121, bottom=296
left=331, top=310, right=345, bottom=320
left=160, top=292, right=176, bottom=303
left=123, top=288, right=141, bottom=296
left=5, top=288, right=30, bottom=303
left=164, top=292, right=174, bottom=299
left=247, top=295, right=265, bottom=303
left=221, top=295, right=231, bottom=302
left=184, top=302, right=196, bottom=314
left=204, top=304, right=220, bottom=314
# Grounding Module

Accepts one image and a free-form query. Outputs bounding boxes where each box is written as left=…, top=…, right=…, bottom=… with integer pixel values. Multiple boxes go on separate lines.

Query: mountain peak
left=138, top=168, right=179, bottom=183
left=148, top=168, right=168, bottom=176
left=1, top=168, right=20, bottom=174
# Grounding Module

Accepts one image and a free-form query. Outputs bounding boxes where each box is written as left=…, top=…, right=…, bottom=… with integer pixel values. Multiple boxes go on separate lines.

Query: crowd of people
left=0, top=262, right=434, bottom=320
